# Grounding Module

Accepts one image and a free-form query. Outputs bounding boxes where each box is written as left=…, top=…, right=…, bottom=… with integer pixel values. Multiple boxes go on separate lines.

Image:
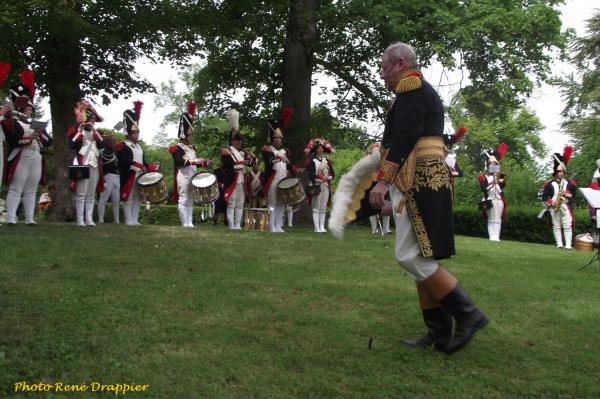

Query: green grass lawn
left=1, top=223, right=599, bottom=398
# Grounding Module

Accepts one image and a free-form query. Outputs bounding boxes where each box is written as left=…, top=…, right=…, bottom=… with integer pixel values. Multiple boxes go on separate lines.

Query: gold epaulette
left=221, top=147, right=231, bottom=156
left=394, top=76, right=422, bottom=94
left=262, top=144, right=272, bottom=153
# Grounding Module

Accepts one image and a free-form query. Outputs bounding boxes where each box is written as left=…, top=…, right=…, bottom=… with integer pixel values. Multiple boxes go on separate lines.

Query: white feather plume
left=329, top=150, right=381, bottom=239
left=226, top=109, right=240, bottom=131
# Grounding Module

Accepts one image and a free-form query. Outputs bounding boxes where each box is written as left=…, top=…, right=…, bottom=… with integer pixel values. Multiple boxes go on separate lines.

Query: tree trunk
left=281, top=0, right=318, bottom=164
left=44, top=34, right=83, bottom=221
left=47, top=86, right=81, bottom=222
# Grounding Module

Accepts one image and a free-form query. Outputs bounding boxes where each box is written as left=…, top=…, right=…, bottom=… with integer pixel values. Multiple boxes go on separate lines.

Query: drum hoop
left=192, top=172, right=217, bottom=188
left=137, top=172, right=164, bottom=186
left=278, top=177, right=299, bottom=189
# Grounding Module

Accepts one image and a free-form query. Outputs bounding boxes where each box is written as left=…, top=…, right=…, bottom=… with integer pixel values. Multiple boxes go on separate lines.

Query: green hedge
left=453, top=204, right=592, bottom=244
left=100, top=204, right=594, bottom=245
left=101, top=204, right=224, bottom=226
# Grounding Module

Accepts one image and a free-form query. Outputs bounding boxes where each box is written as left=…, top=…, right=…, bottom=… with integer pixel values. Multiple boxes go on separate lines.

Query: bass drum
left=277, top=177, right=306, bottom=206
left=192, top=172, right=220, bottom=203
left=244, top=208, right=270, bottom=232
left=137, top=172, right=168, bottom=204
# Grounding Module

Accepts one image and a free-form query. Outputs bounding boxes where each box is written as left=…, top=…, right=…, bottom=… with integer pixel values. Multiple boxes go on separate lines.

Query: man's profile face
left=105, top=135, right=116, bottom=150
left=129, top=129, right=140, bottom=143
left=23, top=105, right=34, bottom=117
left=273, top=137, right=282, bottom=148
left=380, top=53, right=404, bottom=90
left=556, top=170, right=565, bottom=179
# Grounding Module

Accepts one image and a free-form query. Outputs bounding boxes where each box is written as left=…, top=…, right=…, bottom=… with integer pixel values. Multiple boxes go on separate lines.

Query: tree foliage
left=558, top=11, right=600, bottom=185
left=193, top=0, right=565, bottom=132
left=0, top=0, right=202, bottom=103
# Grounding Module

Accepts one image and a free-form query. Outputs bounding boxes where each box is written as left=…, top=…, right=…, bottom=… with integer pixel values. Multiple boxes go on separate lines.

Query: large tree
left=558, top=11, right=600, bottom=184
left=193, top=0, right=565, bottom=161
left=0, top=0, right=203, bottom=220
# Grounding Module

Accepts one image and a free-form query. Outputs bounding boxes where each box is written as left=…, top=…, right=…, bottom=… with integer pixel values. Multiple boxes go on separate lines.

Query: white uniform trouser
left=486, top=197, right=504, bottom=241
left=98, top=173, right=120, bottom=224
left=227, top=181, right=245, bottom=230
left=75, top=166, right=100, bottom=226
left=6, top=153, right=42, bottom=224
left=370, top=215, right=391, bottom=234
left=311, top=181, right=329, bottom=232
left=390, top=185, right=439, bottom=282
left=0, top=142, right=3, bottom=192
left=285, top=205, right=293, bottom=227
left=0, top=141, right=4, bottom=220
left=550, top=204, right=573, bottom=248
left=124, top=172, right=142, bottom=225
left=177, top=169, right=195, bottom=227
left=268, top=173, right=286, bottom=233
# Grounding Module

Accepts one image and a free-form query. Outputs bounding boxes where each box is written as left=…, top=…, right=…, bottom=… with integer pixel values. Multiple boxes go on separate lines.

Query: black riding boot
left=440, top=284, right=489, bottom=354
left=402, top=307, right=452, bottom=351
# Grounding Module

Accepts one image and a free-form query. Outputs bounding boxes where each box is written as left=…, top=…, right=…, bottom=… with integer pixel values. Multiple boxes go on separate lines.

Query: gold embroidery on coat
left=404, top=191, right=433, bottom=257
left=413, top=157, right=451, bottom=193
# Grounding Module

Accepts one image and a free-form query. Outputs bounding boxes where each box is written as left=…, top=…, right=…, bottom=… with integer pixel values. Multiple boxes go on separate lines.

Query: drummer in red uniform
left=221, top=109, right=256, bottom=230
left=168, top=101, right=212, bottom=228
left=116, top=101, right=159, bottom=226
left=262, top=107, right=302, bottom=233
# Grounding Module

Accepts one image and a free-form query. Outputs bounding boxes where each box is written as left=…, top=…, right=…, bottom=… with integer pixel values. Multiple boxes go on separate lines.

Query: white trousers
left=486, top=197, right=504, bottom=241
left=227, top=183, right=245, bottom=230
left=311, top=182, right=329, bottom=232
left=311, top=182, right=329, bottom=212
left=268, top=175, right=286, bottom=233
left=6, top=154, right=42, bottom=224
left=75, top=166, right=99, bottom=225
left=0, top=143, right=3, bottom=192
left=124, top=183, right=141, bottom=225
left=98, top=173, right=120, bottom=223
left=285, top=205, right=294, bottom=227
left=550, top=205, right=573, bottom=248
left=0, top=144, right=4, bottom=218
left=390, top=185, right=439, bottom=282
left=370, top=215, right=391, bottom=234
left=177, top=171, right=195, bottom=227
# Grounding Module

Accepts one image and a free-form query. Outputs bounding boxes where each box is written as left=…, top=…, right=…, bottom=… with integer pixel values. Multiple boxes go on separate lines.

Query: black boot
left=440, top=284, right=489, bottom=354
left=402, top=307, right=452, bottom=351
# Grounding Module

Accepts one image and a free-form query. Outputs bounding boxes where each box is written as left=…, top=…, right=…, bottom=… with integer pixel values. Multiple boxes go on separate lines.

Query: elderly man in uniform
left=369, top=42, right=488, bottom=354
